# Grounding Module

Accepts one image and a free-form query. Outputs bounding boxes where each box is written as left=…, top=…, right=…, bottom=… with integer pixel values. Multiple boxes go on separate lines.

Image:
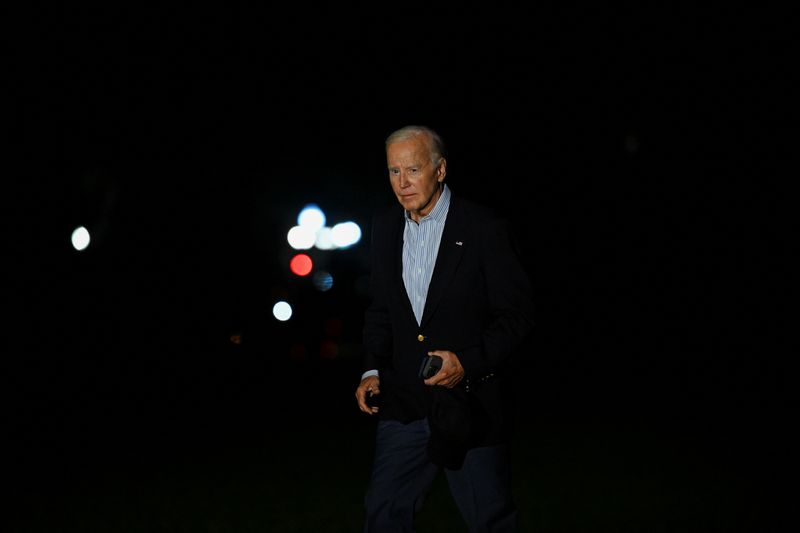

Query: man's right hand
left=355, top=375, right=381, bottom=415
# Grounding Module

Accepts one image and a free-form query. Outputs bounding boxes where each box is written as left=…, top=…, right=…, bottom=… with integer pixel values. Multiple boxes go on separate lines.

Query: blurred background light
left=71, top=226, right=91, bottom=251
left=297, top=203, right=326, bottom=231
left=319, top=340, right=338, bottom=359
left=314, top=227, right=337, bottom=250
left=272, top=301, right=292, bottom=321
left=331, top=221, right=361, bottom=249
left=287, top=225, right=316, bottom=250
left=312, top=270, right=334, bottom=291
left=289, top=253, right=313, bottom=276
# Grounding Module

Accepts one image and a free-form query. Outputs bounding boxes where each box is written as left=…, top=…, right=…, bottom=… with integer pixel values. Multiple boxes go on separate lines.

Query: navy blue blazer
left=362, top=192, right=535, bottom=447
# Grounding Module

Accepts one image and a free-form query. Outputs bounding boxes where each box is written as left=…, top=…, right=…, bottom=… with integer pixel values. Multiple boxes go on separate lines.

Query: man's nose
left=399, top=172, right=410, bottom=188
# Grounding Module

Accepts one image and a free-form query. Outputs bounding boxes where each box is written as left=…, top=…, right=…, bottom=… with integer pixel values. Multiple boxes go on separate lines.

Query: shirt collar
left=405, top=183, right=451, bottom=224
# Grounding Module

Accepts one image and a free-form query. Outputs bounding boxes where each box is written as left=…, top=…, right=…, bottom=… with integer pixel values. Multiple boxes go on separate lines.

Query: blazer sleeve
left=459, top=214, right=535, bottom=376
left=361, top=212, right=394, bottom=374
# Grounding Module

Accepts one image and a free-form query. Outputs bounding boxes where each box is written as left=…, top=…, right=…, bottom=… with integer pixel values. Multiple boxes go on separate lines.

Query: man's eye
left=410, top=168, right=418, bottom=173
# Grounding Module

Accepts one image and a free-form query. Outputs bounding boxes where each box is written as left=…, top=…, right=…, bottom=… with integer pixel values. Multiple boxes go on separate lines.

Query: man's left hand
left=423, top=350, right=465, bottom=388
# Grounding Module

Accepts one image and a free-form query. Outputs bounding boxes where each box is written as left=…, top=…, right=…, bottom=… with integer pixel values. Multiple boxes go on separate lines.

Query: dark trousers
left=364, top=418, right=518, bottom=533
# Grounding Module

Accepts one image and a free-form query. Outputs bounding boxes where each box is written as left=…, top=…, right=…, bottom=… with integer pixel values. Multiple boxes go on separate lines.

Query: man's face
left=386, top=136, right=446, bottom=222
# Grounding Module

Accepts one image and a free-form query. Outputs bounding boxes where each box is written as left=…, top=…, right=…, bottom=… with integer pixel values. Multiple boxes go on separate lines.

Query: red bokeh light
left=290, top=253, right=313, bottom=276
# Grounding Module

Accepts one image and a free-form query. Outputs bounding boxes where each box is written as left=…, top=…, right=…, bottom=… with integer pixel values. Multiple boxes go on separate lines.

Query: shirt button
left=417, top=334, right=425, bottom=342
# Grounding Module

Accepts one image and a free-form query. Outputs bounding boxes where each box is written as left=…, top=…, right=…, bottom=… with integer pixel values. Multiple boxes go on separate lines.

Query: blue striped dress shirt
left=362, top=184, right=451, bottom=380
left=402, top=183, right=451, bottom=325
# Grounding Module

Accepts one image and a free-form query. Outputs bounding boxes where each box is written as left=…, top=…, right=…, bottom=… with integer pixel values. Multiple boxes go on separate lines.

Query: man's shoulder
left=451, top=193, right=525, bottom=254
left=452, top=194, right=506, bottom=227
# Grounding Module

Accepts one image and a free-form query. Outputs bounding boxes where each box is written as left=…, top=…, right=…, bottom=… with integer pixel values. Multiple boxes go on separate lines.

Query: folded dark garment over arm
left=427, top=386, right=490, bottom=470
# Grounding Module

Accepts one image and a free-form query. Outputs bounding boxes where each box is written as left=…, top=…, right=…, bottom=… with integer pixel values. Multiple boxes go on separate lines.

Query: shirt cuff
left=361, top=369, right=379, bottom=381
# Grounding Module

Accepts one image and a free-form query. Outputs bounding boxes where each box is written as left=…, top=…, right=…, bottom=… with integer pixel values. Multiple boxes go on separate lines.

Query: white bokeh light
left=331, top=221, right=362, bottom=249
left=297, top=204, right=326, bottom=231
left=71, top=226, right=91, bottom=251
left=272, top=301, right=293, bottom=321
left=287, top=225, right=316, bottom=250
left=314, top=226, right=337, bottom=250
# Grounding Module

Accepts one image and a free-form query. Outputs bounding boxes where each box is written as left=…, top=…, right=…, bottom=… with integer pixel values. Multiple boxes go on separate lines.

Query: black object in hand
left=419, top=355, right=443, bottom=379
left=366, top=391, right=381, bottom=408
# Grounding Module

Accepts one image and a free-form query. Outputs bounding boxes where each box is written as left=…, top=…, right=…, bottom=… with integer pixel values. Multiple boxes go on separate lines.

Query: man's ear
left=437, top=158, right=447, bottom=182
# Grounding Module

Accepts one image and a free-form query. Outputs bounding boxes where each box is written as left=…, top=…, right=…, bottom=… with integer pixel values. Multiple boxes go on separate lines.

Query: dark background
left=7, top=4, right=790, bottom=532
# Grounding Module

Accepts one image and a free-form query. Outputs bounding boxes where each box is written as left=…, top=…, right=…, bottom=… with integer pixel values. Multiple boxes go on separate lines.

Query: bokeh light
left=290, top=253, right=313, bottom=276
left=71, top=226, right=91, bottom=251
left=312, top=270, right=334, bottom=291
left=297, top=204, right=326, bottom=231
left=314, top=227, right=337, bottom=250
left=287, top=225, right=316, bottom=250
left=272, top=301, right=292, bottom=321
left=331, top=221, right=361, bottom=248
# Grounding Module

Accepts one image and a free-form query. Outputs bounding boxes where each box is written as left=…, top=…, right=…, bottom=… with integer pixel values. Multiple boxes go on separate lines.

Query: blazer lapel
left=420, top=198, right=466, bottom=327
left=391, top=210, right=417, bottom=324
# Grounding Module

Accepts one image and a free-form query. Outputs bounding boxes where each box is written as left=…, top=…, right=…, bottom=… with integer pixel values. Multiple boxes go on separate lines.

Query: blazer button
left=417, top=334, right=425, bottom=342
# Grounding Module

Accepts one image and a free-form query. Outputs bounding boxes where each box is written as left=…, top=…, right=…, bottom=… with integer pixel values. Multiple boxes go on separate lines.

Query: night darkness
left=8, top=5, right=790, bottom=532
